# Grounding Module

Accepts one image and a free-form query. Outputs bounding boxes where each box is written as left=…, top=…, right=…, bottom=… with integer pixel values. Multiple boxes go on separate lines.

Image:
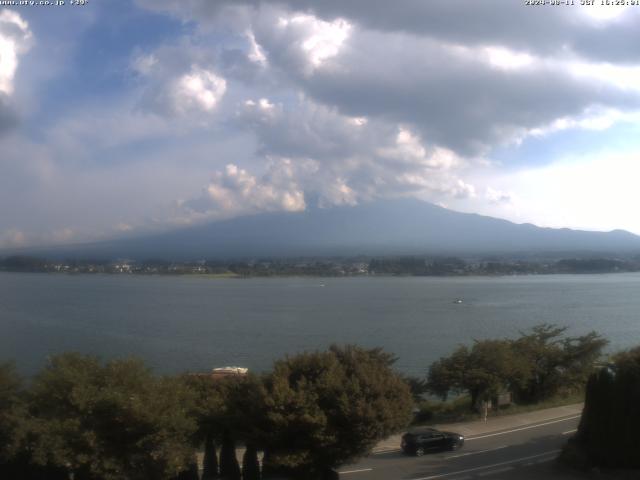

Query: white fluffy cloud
left=5, top=1, right=640, bottom=246
left=181, top=161, right=306, bottom=220
left=0, top=9, right=31, bottom=134
left=232, top=96, right=476, bottom=209
left=173, top=66, right=227, bottom=113
left=0, top=9, right=31, bottom=96
left=132, top=45, right=227, bottom=117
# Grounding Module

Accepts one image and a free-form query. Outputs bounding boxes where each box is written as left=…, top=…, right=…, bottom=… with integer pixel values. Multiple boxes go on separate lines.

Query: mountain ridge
left=6, top=198, right=640, bottom=260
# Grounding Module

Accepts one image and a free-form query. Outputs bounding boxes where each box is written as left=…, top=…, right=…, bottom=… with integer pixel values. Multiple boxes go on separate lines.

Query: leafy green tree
left=426, top=345, right=469, bottom=401
left=184, top=372, right=266, bottom=479
left=428, top=325, right=607, bottom=410
left=27, top=353, right=198, bottom=480
left=0, top=363, right=22, bottom=461
left=401, top=375, right=429, bottom=403
left=428, top=340, right=528, bottom=410
left=0, top=363, right=37, bottom=478
left=512, top=325, right=607, bottom=403
left=262, top=345, right=413, bottom=478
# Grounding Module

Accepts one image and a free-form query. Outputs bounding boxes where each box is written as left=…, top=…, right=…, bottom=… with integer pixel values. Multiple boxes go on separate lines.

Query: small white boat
left=212, top=366, right=248, bottom=376
left=453, top=298, right=463, bottom=304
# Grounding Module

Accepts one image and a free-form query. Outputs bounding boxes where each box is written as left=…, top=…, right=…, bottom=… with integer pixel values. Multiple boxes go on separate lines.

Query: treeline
left=0, top=345, right=413, bottom=480
left=369, top=257, right=640, bottom=276
left=425, top=324, right=608, bottom=410
left=0, top=256, right=368, bottom=277
left=3, top=255, right=640, bottom=277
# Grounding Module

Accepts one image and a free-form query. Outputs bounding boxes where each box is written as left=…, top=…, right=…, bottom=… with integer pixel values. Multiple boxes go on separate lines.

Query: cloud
left=180, top=161, right=306, bottom=220
left=476, top=152, right=640, bottom=234
left=135, top=2, right=640, bottom=156
left=138, top=64, right=227, bottom=117
left=0, top=9, right=32, bottom=134
left=0, top=227, right=26, bottom=249
left=233, top=96, right=476, bottom=208
left=4, top=0, right=640, bottom=246
left=273, top=13, right=352, bottom=72
left=173, top=66, right=227, bottom=113
left=131, top=44, right=227, bottom=117
left=0, top=9, right=32, bottom=95
left=486, top=187, right=513, bottom=205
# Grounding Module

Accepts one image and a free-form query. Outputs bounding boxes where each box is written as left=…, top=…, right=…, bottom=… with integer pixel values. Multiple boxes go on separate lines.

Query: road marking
left=562, top=429, right=578, bottom=435
left=477, top=466, right=513, bottom=476
left=409, top=449, right=561, bottom=480
left=338, top=468, right=373, bottom=475
left=447, top=445, right=507, bottom=459
left=372, top=447, right=401, bottom=454
left=466, top=415, right=581, bottom=441
left=373, top=414, right=579, bottom=457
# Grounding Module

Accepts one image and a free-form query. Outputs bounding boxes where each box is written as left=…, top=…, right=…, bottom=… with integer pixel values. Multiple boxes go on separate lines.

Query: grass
left=413, top=390, right=585, bottom=426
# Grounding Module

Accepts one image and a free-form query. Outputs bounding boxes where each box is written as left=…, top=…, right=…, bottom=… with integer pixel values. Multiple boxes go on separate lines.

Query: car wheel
left=415, top=447, right=425, bottom=457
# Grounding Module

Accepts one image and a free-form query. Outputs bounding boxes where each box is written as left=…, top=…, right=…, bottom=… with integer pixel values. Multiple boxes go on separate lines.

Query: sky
left=1, top=0, right=640, bottom=248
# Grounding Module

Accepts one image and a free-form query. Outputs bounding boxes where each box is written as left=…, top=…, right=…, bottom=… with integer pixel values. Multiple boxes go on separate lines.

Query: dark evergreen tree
left=219, top=429, right=241, bottom=480
left=567, top=347, right=640, bottom=468
left=202, top=432, right=219, bottom=479
left=241, top=444, right=260, bottom=480
left=176, top=459, right=200, bottom=480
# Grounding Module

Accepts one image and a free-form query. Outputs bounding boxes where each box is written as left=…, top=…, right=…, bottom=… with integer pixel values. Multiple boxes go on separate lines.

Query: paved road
left=338, top=413, right=582, bottom=480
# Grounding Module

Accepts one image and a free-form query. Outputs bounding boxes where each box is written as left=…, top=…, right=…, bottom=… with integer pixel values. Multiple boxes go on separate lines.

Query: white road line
left=338, top=468, right=373, bottom=475
left=372, top=448, right=401, bottom=455
left=409, top=449, right=561, bottom=480
left=465, top=415, right=581, bottom=441
left=477, top=466, right=514, bottom=476
left=562, top=429, right=578, bottom=435
left=447, top=445, right=507, bottom=459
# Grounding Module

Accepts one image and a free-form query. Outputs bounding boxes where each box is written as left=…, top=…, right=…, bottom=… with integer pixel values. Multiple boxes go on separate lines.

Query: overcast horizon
left=1, top=1, right=640, bottom=248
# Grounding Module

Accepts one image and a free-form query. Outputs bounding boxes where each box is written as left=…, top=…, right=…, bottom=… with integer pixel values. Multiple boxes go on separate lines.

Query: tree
left=175, top=458, right=199, bottom=480
left=563, top=347, right=640, bottom=469
left=465, top=339, right=529, bottom=409
left=261, top=345, right=413, bottom=478
left=426, top=345, right=469, bottom=401
left=512, top=325, right=607, bottom=403
left=242, top=444, right=260, bottom=480
left=219, top=429, right=241, bottom=480
left=427, top=340, right=528, bottom=410
left=201, top=432, right=218, bottom=480
left=27, top=353, right=198, bottom=480
left=0, top=363, right=22, bottom=459
left=0, top=363, right=34, bottom=478
left=184, top=372, right=266, bottom=478
left=427, top=325, right=607, bottom=410
left=401, top=375, right=429, bottom=403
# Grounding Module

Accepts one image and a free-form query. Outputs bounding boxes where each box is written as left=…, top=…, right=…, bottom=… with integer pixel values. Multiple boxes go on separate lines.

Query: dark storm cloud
left=269, top=0, right=640, bottom=64
left=136, top=0, right=640, bottom=156
left=253, top=24, right=640, bottom=155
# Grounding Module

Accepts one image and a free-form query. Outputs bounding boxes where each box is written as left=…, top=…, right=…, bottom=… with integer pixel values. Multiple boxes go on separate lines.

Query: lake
left=1, top=272, right=639, bottom=377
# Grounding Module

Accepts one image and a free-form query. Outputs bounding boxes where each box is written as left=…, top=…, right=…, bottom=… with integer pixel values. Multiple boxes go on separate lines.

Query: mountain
left=13, top=198, right=640, bottom=260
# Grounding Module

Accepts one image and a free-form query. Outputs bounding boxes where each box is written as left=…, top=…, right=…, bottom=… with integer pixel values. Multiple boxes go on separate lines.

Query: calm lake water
left=1, top=272, right=640, bottom=377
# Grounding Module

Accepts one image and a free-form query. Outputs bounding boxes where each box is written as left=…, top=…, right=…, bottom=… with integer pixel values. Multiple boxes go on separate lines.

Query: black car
left=401, top=427, right=464, bottom=456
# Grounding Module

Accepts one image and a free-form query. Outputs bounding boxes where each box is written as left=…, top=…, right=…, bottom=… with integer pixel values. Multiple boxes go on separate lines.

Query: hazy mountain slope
left=15, top=198, right=640, bottom=259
